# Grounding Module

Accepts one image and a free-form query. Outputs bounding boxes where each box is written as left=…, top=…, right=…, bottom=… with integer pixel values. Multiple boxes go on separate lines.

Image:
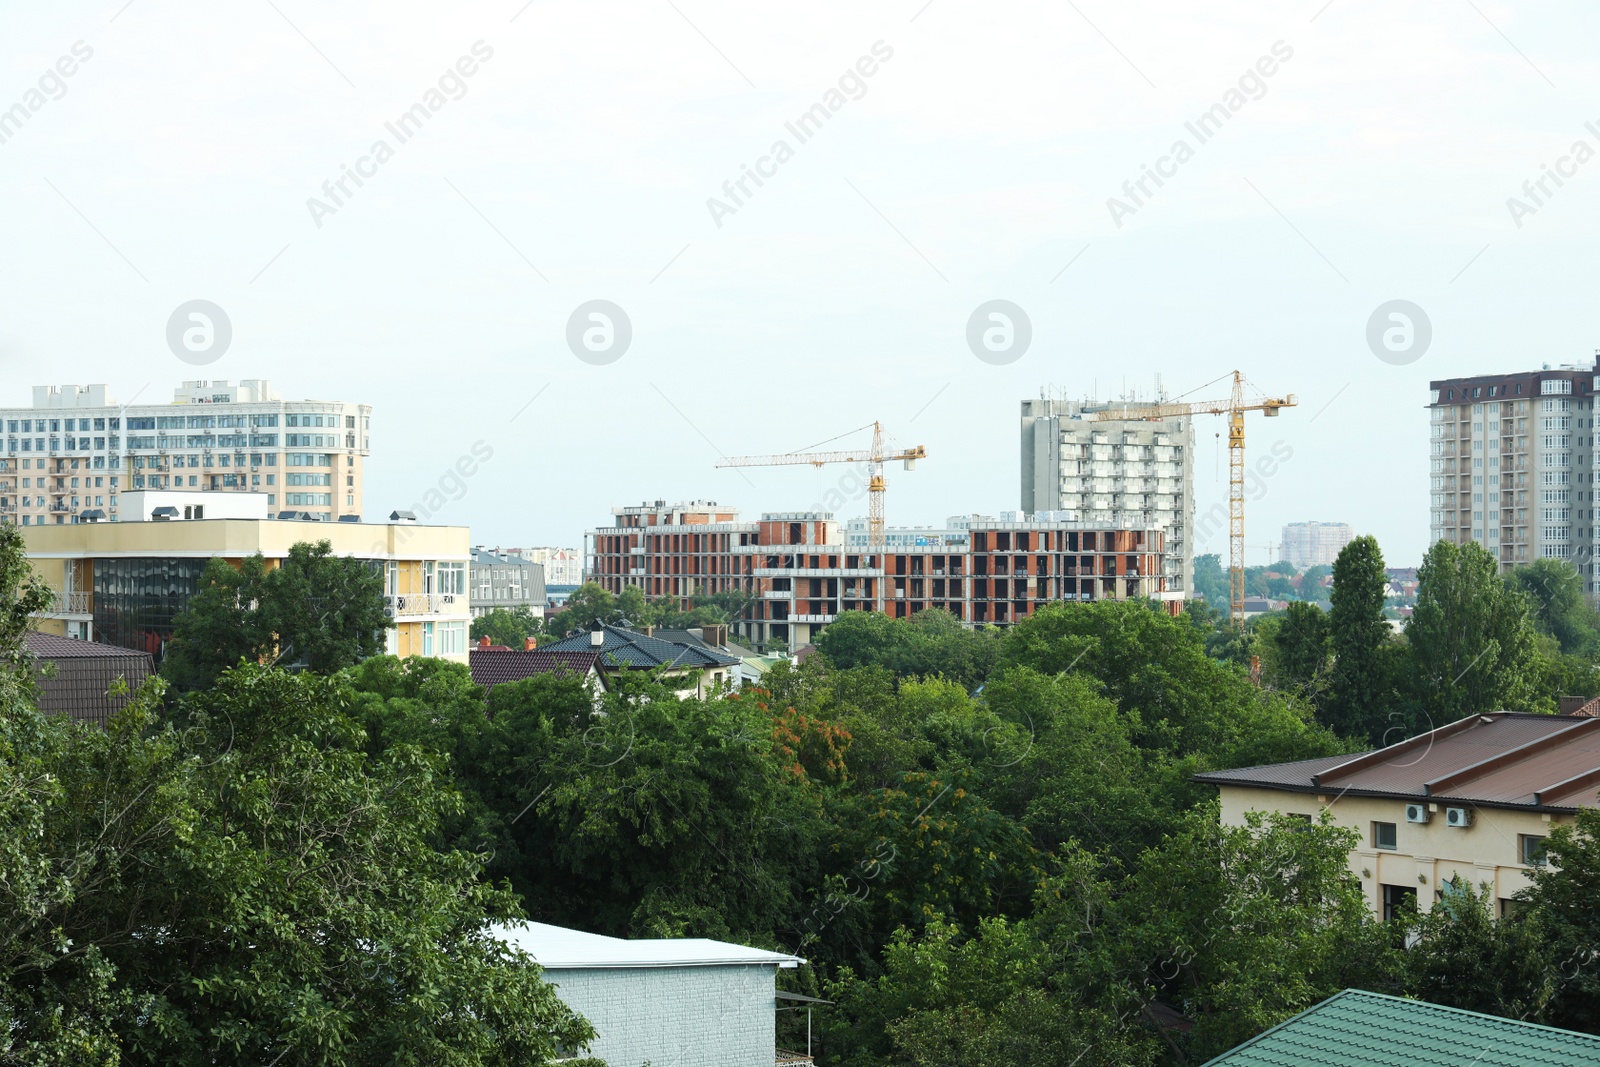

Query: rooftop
left=1200, top=988, right=1600, bottom=1066
left=542, top=624, right=741, bottom=670
left=468, top=648, right=601, bottom=691
left=493, top=921, right=804, bottom=970
left=1194, top=712, right=1600, bottom=813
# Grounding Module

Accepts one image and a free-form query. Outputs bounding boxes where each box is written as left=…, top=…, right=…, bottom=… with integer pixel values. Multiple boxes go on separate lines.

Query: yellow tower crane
left=716, top=421, right=927, bottom=552
left=1083, top=371, right=1296, bottom=626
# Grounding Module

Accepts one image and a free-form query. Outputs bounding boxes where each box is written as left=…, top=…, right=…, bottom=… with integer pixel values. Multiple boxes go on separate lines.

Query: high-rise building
left=0, top=379, right=371, bottom=527
left=510, top=546, right=583, bottom=586
left=1020, top=394, right=1195, bottom=595
left=1279, top=521, right=1354, bottom=568
left=1428, top=358, right=1599, bottom=579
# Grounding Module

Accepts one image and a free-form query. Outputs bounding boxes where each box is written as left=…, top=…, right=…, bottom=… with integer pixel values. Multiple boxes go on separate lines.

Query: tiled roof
left=24, top=632, right=153, bottom=728
left=468, top=649, right=600, bottom=691
left=541, top=625, right=740, bottom=670
left=1194, top=713, right=1600, bottom=813
left=1200, top=988, right=1600, bottom=1066
left=653, top=628, right=758, bottom=660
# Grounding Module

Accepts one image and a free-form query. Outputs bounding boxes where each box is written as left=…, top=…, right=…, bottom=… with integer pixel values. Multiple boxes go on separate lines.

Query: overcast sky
left=4, top=0, right=1600, bottom=565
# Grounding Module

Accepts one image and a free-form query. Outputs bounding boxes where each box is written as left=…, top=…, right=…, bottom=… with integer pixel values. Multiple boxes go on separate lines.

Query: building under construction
left=586, top=500, right=1174, bottom=649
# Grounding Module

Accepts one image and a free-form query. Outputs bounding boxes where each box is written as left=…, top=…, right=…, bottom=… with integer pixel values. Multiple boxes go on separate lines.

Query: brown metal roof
left=1194, top=713, right=1600, bottom=813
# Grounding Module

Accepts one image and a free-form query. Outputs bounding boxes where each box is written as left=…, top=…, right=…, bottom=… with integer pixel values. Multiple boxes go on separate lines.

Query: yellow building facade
left=24, top=519, right=471, bottom=663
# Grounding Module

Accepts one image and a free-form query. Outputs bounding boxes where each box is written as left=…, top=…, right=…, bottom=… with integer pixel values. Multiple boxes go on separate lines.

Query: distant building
left=22, top=518, right=471, bottom=662
left=0, top=379, right=371, bottom=526
left=1278, top=521, right=1353, bottom=568
left=1020, top=392, right=1195, bottom=596
left=25, top=631, right=152, bottom=727
left=588, top=500, right=1174, bottom=650
left=1429, top=356, right=1599, bottom=578
left=493, top=921, right=811, bottom=1067
left=508, top=546, right=583, bottom=586
left=469, top=547, right=547, bottom=618
left=1195, top=712, right=1600, bottom=922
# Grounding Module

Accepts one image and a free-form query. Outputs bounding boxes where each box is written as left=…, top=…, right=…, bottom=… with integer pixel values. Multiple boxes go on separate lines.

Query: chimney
left=524, top=637, right=537, bottom=651
left=642, top=625, right=654, bottom=637
left=590, top=629, right=605, bottom=647
left=478, top=634, right=491, bottom=648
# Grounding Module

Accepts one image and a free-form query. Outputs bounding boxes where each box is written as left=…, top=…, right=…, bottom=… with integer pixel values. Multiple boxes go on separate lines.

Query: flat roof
left=21, top=519, right=470, bottom=561
left=493, top=922, right=805, bottom=970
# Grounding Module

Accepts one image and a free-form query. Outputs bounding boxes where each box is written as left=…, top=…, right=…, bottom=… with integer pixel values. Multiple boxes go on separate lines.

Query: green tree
left=1262, top=600, right=1330, bottom=695
left=814, top=609, right=1000, bottom=689
left=1193, top=553, right=1229, bottom=606
left=0, top=525, right=51, bottom=674
left=471, top=605, right=545, bottom=648
left=1509, top=558, right=1599, bottom=656
left=162, top=540, right=390, bottom=691
left=1408, top=539, right=1541, bottom=720
left=1526, top=807, right=1600, bottom=1033
left=544, top=582, right=615, bottom=636
left=1325, top=535, right=1393, bottom=741
left=1405, top=880, right=1555, bottom=1021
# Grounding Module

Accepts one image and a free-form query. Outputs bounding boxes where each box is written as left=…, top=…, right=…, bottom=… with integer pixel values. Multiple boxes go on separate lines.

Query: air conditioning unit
left=1445, top=806, right=1473, bottom=828
left=1405, top=804, right=1430, bottom=824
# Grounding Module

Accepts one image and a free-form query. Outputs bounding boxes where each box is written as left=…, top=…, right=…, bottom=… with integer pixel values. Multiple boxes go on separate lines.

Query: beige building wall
left=1218, top=785, right=1572, bottom=919
left=24, top=520, right=471, bottom=663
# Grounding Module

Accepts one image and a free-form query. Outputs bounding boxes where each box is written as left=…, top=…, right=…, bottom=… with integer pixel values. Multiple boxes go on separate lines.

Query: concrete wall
left=547, top=964, right=777, bottom=1067
left=1218, top=785, right=1574, bottom=918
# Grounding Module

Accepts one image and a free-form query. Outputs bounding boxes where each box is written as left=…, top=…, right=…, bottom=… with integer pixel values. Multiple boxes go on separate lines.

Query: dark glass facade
left=92, top=557, right=211, bottom=659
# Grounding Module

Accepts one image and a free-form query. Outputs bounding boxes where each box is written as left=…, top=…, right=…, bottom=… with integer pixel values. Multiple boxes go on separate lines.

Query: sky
left=4, top=0, right=1600, bottom=566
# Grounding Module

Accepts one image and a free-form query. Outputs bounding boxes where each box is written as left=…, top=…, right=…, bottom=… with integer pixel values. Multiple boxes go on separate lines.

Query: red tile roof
left=469, top=648, right=601, bottom=691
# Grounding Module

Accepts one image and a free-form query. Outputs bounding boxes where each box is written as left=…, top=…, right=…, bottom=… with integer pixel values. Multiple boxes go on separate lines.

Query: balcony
left=776, top=1052, right=815, bottom=1066
left=388, top=592, right=463, bottom=616
left=39, top=590, right=92, bottom=616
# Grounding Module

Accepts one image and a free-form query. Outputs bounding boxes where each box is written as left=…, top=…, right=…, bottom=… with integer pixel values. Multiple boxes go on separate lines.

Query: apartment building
left=24, top=516, right=471, bottom=662
left=0, top=379, right=371, bottom=527
left=1429, top=358, right=1600, bottom=578
left=1279, top=521, right=1354, bottom=568
left=1020, top=393, right=1195, bottom=596
left=509, top=546, right=583, bottom=586
left=470, top=547, right=548, bottom=618
left=587, top=500, right=1172, bottom=649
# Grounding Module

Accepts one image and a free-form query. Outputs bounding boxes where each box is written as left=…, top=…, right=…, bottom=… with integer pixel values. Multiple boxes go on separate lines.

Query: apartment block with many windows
left=586, top=500, right=1173, bottom=649
left=1020, top=393, right=1195, bottom=596
left=1428, top=358, right=1600, bottom=580
left=0, top=379, right=371, bottom=526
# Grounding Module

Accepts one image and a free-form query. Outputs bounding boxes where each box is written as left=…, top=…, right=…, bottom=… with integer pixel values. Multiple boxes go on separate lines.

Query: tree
left=1525, top=807, right=1600, bottom=1033
left=1325, top=535, right=1393, bottom=741
left=1408, top=539, right=1540, bottom=720
left=162, top=540, right=390, bottom=691
left=471, top=605, right=544, bottom=648
left=0, top=641, right=600, bottom=1059
left=1510, top=558, right=1598, bottom=656
left=814, top=609, right=1000, bottom=689
left=1405, top=880, right=1555, bottom=1022
left=543, top=582, right=615, bottom=636
left=1262, top=600, right=1329, bottom=695
left=1193, top=553, right=1229, bottom=606
left=0, top=525, right=50, bottom=675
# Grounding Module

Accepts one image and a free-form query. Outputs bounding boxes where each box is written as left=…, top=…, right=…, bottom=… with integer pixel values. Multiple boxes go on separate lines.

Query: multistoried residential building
left=1428, top=358, right=1599, bottom=579
left=510, top=546, right=583, bottom=586
left=1020, top=393, right=1195, bottom=596
left=470, top=547, right=548, bottom=618
left=0, top=380, right=371, bottom=526
left=1279, top=521, right=1354, bottom=568
left=587, top=500, right=1173, bottom=649
left=24, top=516, right=470, bottom=661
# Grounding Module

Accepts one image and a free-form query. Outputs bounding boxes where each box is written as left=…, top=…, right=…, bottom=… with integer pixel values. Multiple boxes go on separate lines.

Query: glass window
left=1520, top=834, right=1547, bottom=866
left=1373, top=822, right=1398, bottom=851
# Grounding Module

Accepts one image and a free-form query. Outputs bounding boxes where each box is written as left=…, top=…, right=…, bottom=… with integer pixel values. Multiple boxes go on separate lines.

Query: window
left=1373, top=822, right=1398, bottom=851
left=422, top=622, right=435, bottom=657
left=1519, top=834, right=1547, bottom=867
left=1542, top=379, right=1573, bottom=395
left=1382, top=883, right=1417, bottom=922
left=437, top=620, right=466, bottom=655
left=437, top=561, right=466, bottom=595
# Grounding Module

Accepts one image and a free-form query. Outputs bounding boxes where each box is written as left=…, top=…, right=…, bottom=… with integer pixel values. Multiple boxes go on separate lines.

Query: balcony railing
left=776, top=1052, right=815, bottom=1066
left=41, top=591, right=92, bottom=615
left=388, top=592, right=462, bottom=616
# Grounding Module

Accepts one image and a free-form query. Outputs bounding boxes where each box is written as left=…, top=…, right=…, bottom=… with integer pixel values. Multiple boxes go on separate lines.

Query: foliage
left=470, top=605, right=545, bottom=649
left=1407, top=539, right=1541, bottom=719
left=162, top=540, right=390, bottom=691
left=1326, top=535, right=1393, bottom=742
left=1405, top=879, right=1556, bottom=1021
left=1509, top=558, right=1600, bottom=657
left=813, top=609, right=1001, bottom=689
left=1193, top=553, right=1229, bottom=607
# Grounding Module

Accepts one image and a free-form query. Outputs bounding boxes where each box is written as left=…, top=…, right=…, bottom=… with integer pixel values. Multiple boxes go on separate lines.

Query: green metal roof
left=1200, top=989, right=1600, bottom=1066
